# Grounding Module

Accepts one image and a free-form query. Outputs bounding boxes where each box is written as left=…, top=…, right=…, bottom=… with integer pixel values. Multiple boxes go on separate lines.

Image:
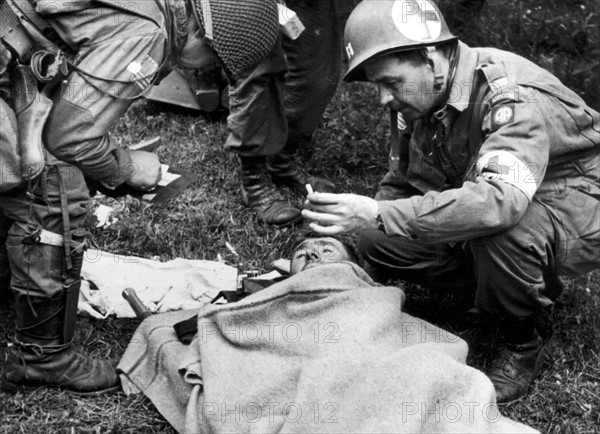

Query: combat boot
left=267, top=150, right=310, bottom=194
left=1, top=292, right=120, bottom=394
left=240, top=156, right=302, bottom=227
left=267, top=151, right=338, bottom=195
left=487, top=335, right=545, bottom=403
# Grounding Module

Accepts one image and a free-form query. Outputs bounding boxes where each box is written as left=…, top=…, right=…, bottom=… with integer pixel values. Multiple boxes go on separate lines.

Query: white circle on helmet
left=392, top=0, right=442, bottom=42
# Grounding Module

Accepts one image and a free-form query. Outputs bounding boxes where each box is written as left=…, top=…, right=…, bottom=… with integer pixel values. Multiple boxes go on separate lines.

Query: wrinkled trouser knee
left=469, top=200, right=556, bottom=321
left=470, top=174, right=600, bottom=321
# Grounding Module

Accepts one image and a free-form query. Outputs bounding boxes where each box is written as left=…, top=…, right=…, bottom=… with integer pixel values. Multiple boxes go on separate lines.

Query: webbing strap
left=200, top=0, right=213, bottom=43
left=54, top=165, right=73, bottom=272
left=8, top=0, right=51, bottom=31
left=467, top=73, right=491, bottom=155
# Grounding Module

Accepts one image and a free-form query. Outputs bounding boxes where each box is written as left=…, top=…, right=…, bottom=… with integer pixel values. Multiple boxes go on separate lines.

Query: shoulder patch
left=490, top=90, right=517, bottom=106
left=489, top=84, right=529, bottom=106
left=490, top=103, right=515, bottom=130
left=489, top=77, right=511, bottom=90
left=480, top=64, right=526, bottom=104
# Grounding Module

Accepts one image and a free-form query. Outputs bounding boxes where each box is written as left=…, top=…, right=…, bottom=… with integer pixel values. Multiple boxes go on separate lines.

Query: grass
left=1, top=0, right=599, bottom=432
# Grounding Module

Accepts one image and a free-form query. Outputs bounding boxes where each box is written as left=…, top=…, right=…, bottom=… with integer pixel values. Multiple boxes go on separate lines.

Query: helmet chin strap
left=424, top=43, right=460, bottom=118
left=423, top=46, right=445, bottom=91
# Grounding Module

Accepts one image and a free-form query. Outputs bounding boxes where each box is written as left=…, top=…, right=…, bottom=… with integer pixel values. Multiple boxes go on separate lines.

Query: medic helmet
left=344, top=0, right=457, bottom=82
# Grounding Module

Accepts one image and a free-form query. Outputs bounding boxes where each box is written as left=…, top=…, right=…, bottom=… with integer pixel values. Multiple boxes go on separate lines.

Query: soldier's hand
left=302, top=192, right=379, bottom=235
left=125, top=150, right=162, bottom=191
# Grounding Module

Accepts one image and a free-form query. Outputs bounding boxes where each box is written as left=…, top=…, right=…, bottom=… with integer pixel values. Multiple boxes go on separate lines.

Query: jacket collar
left=445, top=42, right=479, bottom=113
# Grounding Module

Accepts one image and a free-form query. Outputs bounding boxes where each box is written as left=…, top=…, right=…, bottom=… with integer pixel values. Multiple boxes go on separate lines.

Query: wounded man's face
left=290, top=237, right=355, bottom=275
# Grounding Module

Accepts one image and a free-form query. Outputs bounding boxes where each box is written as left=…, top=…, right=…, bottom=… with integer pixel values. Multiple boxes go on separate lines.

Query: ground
left=1, top=0, right=599, bottom=432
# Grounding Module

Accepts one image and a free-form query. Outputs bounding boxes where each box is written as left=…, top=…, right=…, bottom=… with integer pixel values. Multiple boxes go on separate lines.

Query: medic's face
left=364, top=54, right=445, bottom=121
left=290, top=237, right=354, bottom=275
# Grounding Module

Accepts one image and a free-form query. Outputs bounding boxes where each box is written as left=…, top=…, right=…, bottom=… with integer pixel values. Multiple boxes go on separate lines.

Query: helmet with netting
left=194, top=0, right=279, bottom=78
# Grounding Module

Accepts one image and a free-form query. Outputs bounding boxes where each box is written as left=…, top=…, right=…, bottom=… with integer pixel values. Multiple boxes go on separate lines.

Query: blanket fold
left=119, top=262, right=538, bottom=434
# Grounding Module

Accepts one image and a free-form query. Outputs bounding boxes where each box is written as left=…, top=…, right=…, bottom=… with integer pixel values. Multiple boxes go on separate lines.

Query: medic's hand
left=302, top=192, right=379, bottom=235
left=125, top=150, right=162, bottom=191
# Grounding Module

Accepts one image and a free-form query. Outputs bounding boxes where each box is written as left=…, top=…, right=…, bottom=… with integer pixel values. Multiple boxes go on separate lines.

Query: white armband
left=476, top=150, right=539, bottom=200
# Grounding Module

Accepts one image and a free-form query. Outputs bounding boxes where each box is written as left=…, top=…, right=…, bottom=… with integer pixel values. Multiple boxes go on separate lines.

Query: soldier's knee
left=471, top=219, right=548, bottom=266
left=357, top=229, right=388, bottom=263
left=43, top=98, right=94, bottom=161
left=472, top=225, right=520, bottom=253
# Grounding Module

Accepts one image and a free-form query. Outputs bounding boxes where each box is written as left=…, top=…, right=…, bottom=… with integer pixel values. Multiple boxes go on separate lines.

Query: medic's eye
left=384, top=78, right=403, bottom=87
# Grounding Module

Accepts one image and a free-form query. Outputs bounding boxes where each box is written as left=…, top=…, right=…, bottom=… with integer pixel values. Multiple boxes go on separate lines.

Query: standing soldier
left=0, top=0, right=281, bottom=393
left=303, top=0, right=600, bottom=402
left=236, top=0, right=358, bottom=226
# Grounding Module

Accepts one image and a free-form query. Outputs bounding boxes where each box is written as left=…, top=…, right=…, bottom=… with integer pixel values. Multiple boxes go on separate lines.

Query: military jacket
left=376, top=42, right=600, bottom=244
left=26, top=0, right=285, bottom=185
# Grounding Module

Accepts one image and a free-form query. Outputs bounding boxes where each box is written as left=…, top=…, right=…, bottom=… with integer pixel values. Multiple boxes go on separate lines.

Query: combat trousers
left=281, top=0, right=356, bottom=153
left=359, top=153, right=600, bottom=322
left=225, top=0, right=356, bottom=158
left=0, top=208, right=11, bottom=298
left=0, top=152, right=89, bottom=298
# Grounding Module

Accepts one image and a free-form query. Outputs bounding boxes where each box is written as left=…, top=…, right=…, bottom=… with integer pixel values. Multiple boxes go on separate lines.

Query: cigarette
left=305, top=183, right=314, bottom=195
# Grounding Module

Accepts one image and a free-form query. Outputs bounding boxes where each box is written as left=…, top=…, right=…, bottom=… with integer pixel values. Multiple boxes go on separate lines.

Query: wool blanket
left=118, top=262, right=538, bottom=433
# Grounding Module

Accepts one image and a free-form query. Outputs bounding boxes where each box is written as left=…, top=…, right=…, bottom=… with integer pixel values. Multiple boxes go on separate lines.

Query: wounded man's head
left=290, top=237, right=359, bottom=275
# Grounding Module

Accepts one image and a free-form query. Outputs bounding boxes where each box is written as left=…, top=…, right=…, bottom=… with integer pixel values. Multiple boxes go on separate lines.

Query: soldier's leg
left=43, top=5, right=167, bottom=188
left=471, top=202, right=557, bottom=323
left=1, top=156, right=120, bottom=393
left=470, top=173, right=600, bottom=403
left=358, top=228, right=476, bottom=289
left=282, top=0, right=346, bottom=144
left=469, top=200, right=558, bottom=403
left=0, top=6, right=166, bottom=393
left=0, top=204, right=13, bottom=304
left=268, top=0, right=354, bottom=193
left=229, top=54, right=303, bottom=227
left=1, top=95, right=17, bottom=306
